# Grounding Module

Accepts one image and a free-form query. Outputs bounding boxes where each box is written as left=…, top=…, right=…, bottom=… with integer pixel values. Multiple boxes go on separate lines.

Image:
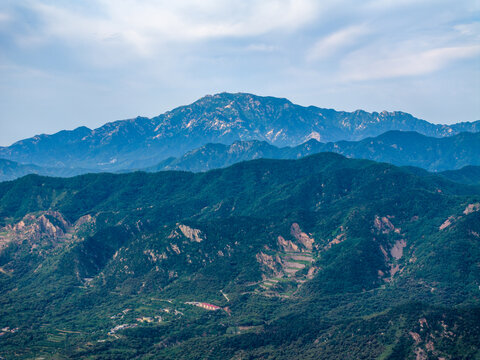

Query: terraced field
left=258, top=247, right=317, bottom=296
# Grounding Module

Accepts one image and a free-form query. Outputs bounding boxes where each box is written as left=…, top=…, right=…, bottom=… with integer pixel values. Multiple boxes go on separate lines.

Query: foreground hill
left=0, top=154, right=478, bottom=358
left=151, top=130, right=480, bottom=173
left=0, top=93, right=478, bottom=171
left=439, top=165, right=480, bottom=185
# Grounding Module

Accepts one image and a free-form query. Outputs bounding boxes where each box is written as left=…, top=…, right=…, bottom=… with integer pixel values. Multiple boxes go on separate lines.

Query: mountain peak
left=191, top=92, right=294, bottom=108
left=1, top=93, right=478, bottom=171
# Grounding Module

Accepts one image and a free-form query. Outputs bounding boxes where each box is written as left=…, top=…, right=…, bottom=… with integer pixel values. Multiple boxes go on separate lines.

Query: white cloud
left=21, top=0, right=321, bottom=57
left=0, top=12, right=10, bottom=23
left=364, top=0, right=436, bottom=11
left=306, top=24, right=371, bottom=61
left=341, top=45, right=480, bottom=81
left=454, top=22, right=480, bottom=38
left=244, top=43, right=278, bottom=52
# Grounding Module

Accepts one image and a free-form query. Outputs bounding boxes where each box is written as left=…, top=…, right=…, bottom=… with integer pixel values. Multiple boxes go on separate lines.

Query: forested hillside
left=0, top=154, right=478, bottom=358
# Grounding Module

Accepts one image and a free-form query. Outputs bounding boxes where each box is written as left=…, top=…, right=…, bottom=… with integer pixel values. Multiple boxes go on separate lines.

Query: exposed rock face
left=0, top=211, right=72, bottom=252
left=75, top=214, right=96, bottom=228
left=410, top=331, right=421, bottom=344
left=277, top=236, right=299, bottom=252
left=178, top=225, right=205, bottom=243
left=170, top=244, right=181, bottom=255
left=306, top=267, right=316, bottom=279
left=15, top=212, right=69, bottom=238
left=256, top=252, right=282, bottom=276
left=169, top=224, right=205, bottom=243
left=380, top=245, right=389, bottom=260
left=389, top=264, right=401, bottom=278
left=143, top=249, right=168, bottom=263
left=390, top=239, right=407, bottom=260
left=463, top=203, right=480, bottom=215
left=439, top=216, right=455, bottom=230
left=373, top=215, right=400, bottom=234
left=290, top=223, right=314, bottom=250
left=378, top=237, right=407, bottom=282
left=325, top=232, right=346, bottom=250
left=406, top=316, right=460, bottom=360
left=437, top=203, right=480, bottom=232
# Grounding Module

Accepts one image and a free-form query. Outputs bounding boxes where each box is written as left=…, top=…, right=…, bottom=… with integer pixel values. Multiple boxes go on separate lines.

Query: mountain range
left=1, top=93, right=479, bottom=359
left=0, top=153, right=479, bottom=358
left=1, top=93, right=478, bottom=172
left=0, top=158, right=93, bottom=182
left=1, top=127, right=480, bottom=183
left=151, top=130, right=480, bottom=173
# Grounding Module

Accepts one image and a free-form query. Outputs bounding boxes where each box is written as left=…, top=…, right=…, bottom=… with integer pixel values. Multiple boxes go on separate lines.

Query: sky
left=0, top=0, right=479, bottom=146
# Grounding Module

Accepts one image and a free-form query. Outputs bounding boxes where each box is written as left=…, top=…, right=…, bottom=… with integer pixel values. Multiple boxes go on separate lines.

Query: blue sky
left=0, top=0, right=479, bottom=146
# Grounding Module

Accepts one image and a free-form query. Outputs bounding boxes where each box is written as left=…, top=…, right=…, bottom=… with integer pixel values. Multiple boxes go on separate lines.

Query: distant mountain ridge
left=1, top=130, right=479, bottom=182
left=1, top=92, right=478, bottom=171
left=0, top=159, right=97, bottom=182
left=150, top=130, right=480, bottom=173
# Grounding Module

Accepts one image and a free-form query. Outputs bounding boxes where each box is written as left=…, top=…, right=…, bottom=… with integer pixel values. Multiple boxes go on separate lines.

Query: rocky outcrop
left=169, top=224, right=205, bottom=243
left=256, top=252, right=283, bottom=277
left=178, top=225, right=205, bottom=243
left=407, top=317, right=460, bottom=360
left=75, top=214, right=96, bottom=229
left=290, top=223, right=314, bottom=250
left=277, top=236, right=299, bottom=252
left=463, top=203, right=480, bottom=215
left=390, top=239, right=407, bottom=260
left=13, top=211, right=69, bottom=239
left=0, top=211, right=72, bottom=252
left=373, top=215, right=400, bottom=234
left=325, top=231, right=346, bottom=250
left=439, top=216, right=455, bottom=230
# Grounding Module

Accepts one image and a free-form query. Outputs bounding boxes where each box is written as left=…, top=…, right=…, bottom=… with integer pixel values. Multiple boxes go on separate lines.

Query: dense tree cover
left=0, top=153, right=479, bottom=358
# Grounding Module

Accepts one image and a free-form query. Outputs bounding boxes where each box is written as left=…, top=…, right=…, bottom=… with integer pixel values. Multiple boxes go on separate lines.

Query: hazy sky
left=0, top=0, right=479, bottom=146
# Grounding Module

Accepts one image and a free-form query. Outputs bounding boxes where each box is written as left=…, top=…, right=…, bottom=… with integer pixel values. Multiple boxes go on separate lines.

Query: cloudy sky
left=0, top=0, right=479, bottom=146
